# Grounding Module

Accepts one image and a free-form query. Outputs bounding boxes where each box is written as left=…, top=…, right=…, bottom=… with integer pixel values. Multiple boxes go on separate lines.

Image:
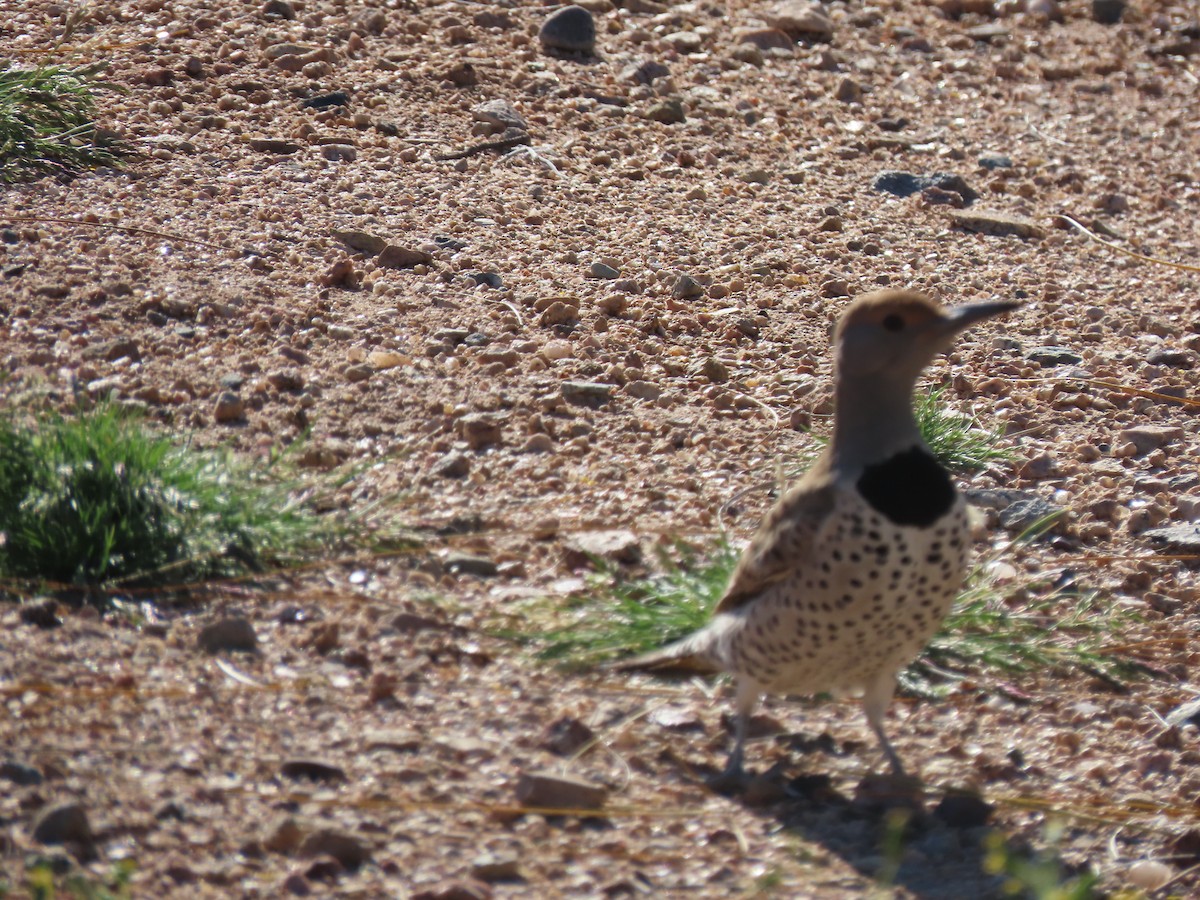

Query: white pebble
left=541, top=340, right=574, bottom=361
left=1126, top=860, right=1172, bottom=891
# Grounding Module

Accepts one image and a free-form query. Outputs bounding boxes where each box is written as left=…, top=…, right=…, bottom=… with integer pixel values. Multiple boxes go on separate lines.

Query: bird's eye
left=882, top=314, right=904, bottom=332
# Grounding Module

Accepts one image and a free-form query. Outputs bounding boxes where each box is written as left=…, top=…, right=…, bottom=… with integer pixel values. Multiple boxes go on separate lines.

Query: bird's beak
left=941, top=299, right=1022, bottom=335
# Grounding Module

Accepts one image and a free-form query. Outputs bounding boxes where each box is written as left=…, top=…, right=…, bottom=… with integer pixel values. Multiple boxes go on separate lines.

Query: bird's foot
left=707, top=759, right=793, bottom=805
left=706, top=764, right=752, bottom=796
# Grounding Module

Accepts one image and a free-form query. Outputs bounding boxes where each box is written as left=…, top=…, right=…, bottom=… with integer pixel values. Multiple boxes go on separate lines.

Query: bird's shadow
left=695, top=743, right=1008, bottom=900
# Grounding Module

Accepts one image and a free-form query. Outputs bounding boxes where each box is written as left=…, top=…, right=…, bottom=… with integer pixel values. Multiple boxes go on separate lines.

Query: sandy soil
left=3, top=0, right=1200, bottom=896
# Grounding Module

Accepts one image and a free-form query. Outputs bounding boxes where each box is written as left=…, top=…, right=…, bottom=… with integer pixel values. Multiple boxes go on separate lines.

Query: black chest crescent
left=856, top=447, right=957, bottom=527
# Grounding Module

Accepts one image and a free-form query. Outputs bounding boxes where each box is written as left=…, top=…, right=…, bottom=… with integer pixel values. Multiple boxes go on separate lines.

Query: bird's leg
left=708, top=678, right=758, bottom=792
left=863, top=672, right=906, bottom=777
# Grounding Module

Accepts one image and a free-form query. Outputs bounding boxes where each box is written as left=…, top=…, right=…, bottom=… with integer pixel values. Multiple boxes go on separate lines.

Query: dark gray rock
left=539, top=5, right=595, bottom=55
left=998, top=498, right=1066, bottom=534
left=1143, top=524, right=1200, bottom=554
left=872, top=171, right=978, bottom=204
left=444, top=554, right=498, bottom=577
left=672, top=274, right=705, bottom=299
left=1147, top=348, right=1195, bottom=368
left=1092, top=0, right=1126, bottom=24
left=197, top=617, right=258, bottom=654
left=1026, top=346, right=1084, bottom=366
left=434, top=451, right=471, bottom=478
left=19, top=598, right=61, bottom=630
left=589, top=262, right=620, bottom=279
left=33, top=802, right=92, bottom=845
left=280, top=759, right=347, bottom=782
left=619, top=58, right=670, bottom=85
left=561, top=381, right=613, bottom=406
left=1, top=760, right=44, bottom=786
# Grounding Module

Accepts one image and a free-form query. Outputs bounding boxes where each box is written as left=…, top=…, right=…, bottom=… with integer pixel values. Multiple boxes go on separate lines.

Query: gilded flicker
left=614, top=289, right=1020, bottom=783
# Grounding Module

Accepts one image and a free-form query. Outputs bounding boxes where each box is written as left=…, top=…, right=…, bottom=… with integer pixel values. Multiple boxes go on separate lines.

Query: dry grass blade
left=1057, top=213, right=1200, bottom=274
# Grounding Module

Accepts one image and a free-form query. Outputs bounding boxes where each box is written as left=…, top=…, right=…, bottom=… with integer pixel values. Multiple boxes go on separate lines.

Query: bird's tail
left=605, top=631, right=722, bottom=676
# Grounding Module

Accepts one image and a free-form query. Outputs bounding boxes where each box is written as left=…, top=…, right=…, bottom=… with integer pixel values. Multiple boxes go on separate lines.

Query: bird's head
left=834, top=289, right=1020, bottom=382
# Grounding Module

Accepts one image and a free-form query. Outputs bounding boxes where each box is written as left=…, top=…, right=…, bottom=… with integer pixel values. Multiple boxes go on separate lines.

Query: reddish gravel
left=2, top=0, right=1200, bottom=896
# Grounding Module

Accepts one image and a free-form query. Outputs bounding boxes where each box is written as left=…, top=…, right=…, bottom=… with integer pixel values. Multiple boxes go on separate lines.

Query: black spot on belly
left=856, top=446, right=957, bottom=527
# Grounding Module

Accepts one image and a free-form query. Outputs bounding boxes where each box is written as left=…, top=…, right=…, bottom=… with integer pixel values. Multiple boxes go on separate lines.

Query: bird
left=612, top=289, right=1020, bottom=786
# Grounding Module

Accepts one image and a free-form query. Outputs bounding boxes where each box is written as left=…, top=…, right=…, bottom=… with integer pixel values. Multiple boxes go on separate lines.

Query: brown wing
left=715, top=462, right=839, bottom=614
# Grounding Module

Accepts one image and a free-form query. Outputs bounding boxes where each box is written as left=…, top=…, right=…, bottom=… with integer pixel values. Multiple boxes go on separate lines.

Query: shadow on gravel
left=770, top=777, right=1003, bottom=900
left=708, top=752, right=1007, bottom=899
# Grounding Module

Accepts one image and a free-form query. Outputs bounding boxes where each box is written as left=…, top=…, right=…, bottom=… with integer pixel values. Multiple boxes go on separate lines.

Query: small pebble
left=198, top=617, right=258, bottom=653
left=520, top=433, right=555, bottom=454
left=561, top=381, right=613, bottom=406
left=834, top=77, right=862, bottom=103
left=1126, top=860, right=1172, bottom=891
left=458, top=413, right=504, bottom=449
left=589, top=261, right=620, bottom=279
left=672, top=274, right=705, bottom=299
left=645, top=99, right=686, bottom=124
left=766, top=1, right=835, bottom=41
left=435, top=452, right=471, bottom=479
left=213, top=392, right=246, bottom=423
left=378, top=245, right=432, bottom=269
left=297, top=829, right=370, bottom=869
left=321, top=144, right=357, bottom=163
left=516, top=770, right=607, bottom=810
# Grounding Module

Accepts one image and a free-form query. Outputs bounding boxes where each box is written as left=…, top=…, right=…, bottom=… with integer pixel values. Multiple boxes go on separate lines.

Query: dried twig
left=434, top=132, right=531, bottom=161
left=1056, top=213, right=1200, bottom=274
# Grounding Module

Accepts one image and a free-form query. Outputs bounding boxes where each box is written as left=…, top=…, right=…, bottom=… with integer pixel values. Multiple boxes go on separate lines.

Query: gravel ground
left=3, top=0, right=1200, bottom=896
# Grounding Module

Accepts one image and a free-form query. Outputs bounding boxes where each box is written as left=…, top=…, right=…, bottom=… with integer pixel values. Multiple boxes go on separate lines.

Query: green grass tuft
left=0, top=402, right=333, bottom=596
left=914, top=385, right=1011, bottom=473
left=983, top=825, right=1099, bottom=900
left=523, top=541, right=734, bottom=669
left=901, top=564, right=1133, bottom=695
left=803, top=386, right=1011, bottom=477
left=519, top=538, right=1133, bottom=691
left=0, top=63, right=124, bottom=182
left=14, top=858, right=135, bottom=900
